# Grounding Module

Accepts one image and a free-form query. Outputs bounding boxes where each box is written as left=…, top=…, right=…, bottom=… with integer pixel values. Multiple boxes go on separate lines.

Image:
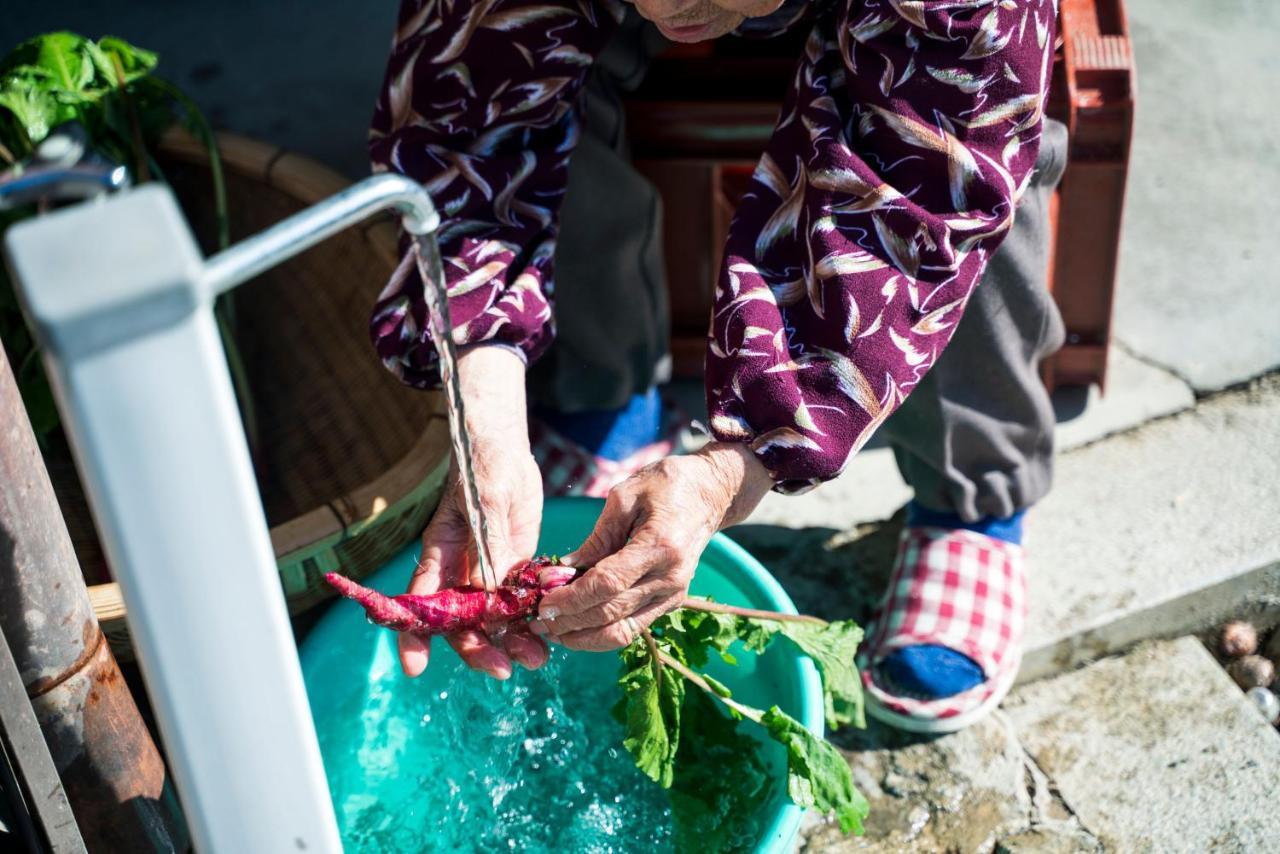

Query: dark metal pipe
left=0, top=345, right=187, bottom=852
left=0, top=614, right=85, bottom=853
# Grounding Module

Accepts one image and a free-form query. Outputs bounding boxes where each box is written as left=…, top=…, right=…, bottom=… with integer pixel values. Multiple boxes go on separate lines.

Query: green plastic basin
left=300, top=497, right=823, bottom=852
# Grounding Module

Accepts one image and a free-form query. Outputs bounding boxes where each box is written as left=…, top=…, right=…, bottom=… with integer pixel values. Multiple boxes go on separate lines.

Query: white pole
left=5, top=186, right=342, bottom=852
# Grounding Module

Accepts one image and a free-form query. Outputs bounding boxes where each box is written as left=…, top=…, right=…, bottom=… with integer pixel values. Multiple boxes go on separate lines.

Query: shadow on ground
left=724, top=510, right=904, bottom=630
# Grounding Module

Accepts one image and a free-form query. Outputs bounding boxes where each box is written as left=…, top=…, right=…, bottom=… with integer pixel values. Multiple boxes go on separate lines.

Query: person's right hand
left=398, top=345, right=548, bottom=681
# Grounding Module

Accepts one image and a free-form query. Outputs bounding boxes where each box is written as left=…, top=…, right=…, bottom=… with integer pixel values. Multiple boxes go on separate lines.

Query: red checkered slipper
left=858, top=526, right=1027, bottom=733
left=529, top=403, right=706, bottom=498
left=529, top=419, right=672, bottom=497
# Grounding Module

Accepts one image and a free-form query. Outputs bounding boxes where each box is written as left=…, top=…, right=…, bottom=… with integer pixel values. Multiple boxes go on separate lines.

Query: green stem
left=142, top=76, right=228, bottom=249
left=656, top=649, right=764, bottom=724
left=679, top=597, right=827, bottom=626
left=16, top=342, right=40, bottom=377
left=110, top=53, right=151, bottom=183
left=642, top=629, right=663, bottom=696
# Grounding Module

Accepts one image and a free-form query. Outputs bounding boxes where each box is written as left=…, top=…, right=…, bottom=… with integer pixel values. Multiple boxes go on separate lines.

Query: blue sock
left=877, top=644, right=986, bottom=699
left=875, top=502, right=1027, bottom=700
left=906, top=500, right=1025, bottom=545
left=537, top=389, right=663, bottom=462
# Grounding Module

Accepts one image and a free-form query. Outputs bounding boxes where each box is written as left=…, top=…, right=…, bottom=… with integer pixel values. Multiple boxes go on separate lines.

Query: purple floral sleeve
left=373, top=0, right=1055, bottom=494
left=368, top=0, right=622, bottom=387
left=706, top=0, right=1057, bottom=493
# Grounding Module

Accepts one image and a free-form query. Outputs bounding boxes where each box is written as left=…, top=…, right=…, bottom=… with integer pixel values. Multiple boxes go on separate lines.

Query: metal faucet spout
left=198, top=171, right=440, bottom=297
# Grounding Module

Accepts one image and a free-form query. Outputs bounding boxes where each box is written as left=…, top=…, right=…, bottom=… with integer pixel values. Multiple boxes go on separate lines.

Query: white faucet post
left=3, top=175, right=439, bottom=853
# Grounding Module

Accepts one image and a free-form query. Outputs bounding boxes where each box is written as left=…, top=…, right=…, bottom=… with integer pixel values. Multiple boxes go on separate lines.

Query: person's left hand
left=531, top=442, right=773, bottom=651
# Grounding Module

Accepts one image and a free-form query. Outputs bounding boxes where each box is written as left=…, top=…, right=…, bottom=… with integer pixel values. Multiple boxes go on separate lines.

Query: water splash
left=321, top=648, right=674, bottom=853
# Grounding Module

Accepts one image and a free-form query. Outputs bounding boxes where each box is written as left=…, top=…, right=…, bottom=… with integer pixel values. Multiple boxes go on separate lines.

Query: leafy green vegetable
left=665, top=606, right=738, bottom=668
left=669, top=690, right=774, bottom=853
left=761, top=706, right=869, bottom=835
left=744, top=618, right=866, bottom=730
left=679, top=601, right=866, bottom=730
left=778, top=620, right=865, bottom=729
left=616, top=602, right=870, bottom=845
left=616, top=635, right=684, bottom=788
left=0, top=32, right=158, bottom=148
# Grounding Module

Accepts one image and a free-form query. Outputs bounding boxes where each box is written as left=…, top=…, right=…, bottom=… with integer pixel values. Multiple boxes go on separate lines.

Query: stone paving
left=791, top=638, right=1280, bottom=853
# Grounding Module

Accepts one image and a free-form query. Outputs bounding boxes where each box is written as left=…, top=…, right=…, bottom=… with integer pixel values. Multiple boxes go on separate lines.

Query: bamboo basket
left=52, top=132, right=451, bottom=654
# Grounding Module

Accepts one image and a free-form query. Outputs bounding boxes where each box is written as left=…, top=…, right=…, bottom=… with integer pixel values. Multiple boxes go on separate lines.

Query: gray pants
left=535, top=21, right=1069, bottom=522
left=526, top=13, right=672, bottom=412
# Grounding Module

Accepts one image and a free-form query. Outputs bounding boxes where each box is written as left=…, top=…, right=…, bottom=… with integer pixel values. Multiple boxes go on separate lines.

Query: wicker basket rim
left=156, top=129, right=447, bottom=557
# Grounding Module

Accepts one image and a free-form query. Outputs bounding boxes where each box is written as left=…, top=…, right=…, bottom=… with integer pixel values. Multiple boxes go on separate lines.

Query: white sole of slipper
left=863, top=651, right=1021, bottom=735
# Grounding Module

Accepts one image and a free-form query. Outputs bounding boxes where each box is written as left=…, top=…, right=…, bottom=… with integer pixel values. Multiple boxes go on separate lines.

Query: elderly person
left=369, top=0, right=1065, bottom=732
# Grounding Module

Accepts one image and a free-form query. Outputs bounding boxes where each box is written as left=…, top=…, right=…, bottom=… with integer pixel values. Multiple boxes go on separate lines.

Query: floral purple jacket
left=369, top=0, right=1057, bottom=494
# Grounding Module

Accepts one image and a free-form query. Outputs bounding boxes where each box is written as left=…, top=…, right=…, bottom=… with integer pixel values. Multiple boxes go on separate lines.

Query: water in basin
left=301, top=498, right=824, bottom=853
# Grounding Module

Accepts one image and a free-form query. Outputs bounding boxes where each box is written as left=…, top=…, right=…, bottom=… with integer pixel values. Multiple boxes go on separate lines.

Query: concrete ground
left=7, top=1, right=1278, bottom=850
left=796, top=637, right=1280, bottom=853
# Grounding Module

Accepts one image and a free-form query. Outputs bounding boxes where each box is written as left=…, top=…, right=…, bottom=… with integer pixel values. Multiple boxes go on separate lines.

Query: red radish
left=324, top=557, right=576, bottom=636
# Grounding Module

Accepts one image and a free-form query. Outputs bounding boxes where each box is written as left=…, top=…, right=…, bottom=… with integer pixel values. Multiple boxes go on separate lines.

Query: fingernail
left=401, top=649, right=427, bottom=678
left=561, top=552, right=579, bottom=566
left=539, top=606, right=560, bottom=621
left=480, top=651, right=512, bottom=680
left=529, top=620, right=549, bottom=636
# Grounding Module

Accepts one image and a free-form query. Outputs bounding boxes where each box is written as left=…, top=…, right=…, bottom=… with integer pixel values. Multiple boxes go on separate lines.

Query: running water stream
left=413, top=236, right=497, bottom=590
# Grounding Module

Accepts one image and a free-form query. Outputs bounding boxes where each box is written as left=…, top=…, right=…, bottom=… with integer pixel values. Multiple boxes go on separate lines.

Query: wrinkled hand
left=399, top=345, right=548, bottom=681
left=533, top=442, right=773, bottom=651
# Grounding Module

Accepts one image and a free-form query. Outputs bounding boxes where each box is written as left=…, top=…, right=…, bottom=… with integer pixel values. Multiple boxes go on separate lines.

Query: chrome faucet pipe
left=199, top=171, right=439, bottom=297
left=0, top=163, right=131, bottom=210
left=0, top=123, right=131, bottom=211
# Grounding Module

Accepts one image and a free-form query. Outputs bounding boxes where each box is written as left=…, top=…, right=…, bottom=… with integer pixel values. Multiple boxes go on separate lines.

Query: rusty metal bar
left=0, top=344, right=187, bottom=852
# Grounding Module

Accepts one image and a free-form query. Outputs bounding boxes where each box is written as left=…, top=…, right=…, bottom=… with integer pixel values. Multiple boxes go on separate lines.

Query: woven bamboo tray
left=56, top=131, right=451, bottom=654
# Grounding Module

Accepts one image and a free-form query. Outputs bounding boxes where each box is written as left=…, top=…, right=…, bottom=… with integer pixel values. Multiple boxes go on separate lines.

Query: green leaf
left=735, top=615, right=780, bottom=653
left=778, top=620, right=865, bottom=730
left=760, top=706, right=868, bottom=835
left=0, top=79, right=59, bottom=143
left=617, top=639, right=684, bottom=788
left=16, top=32, right=96, bottom=91
left=731, top=616, right=865, bottom=730
left=94, top=37, right=158, bottom=83
left=666, top=602, right=740, bottom=667
left=669, top=690, right=774, bottom=854
left=645, top=604, right=871, bottom=837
